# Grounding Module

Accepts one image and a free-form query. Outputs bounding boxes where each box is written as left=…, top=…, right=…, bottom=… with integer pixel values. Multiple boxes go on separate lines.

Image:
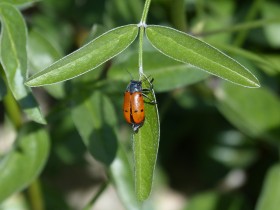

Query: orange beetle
left=123, top=80, right=145, bottom=132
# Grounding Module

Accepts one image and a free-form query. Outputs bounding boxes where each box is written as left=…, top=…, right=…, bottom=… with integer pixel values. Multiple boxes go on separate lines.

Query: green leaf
left=0, top=3, right=45, bottom=124
left=108, top=51, right=209, bottom=92
left=71, top=91, right=118, bottom=166
left=25, top=24, right=139, bottom=86
left=145, top=25, right=260, bottom=88
left=215, top=83, right=280, bottom=141
left=110, top=146, right=141, bottom=210
left=0, top=123, right=50, bottom=203
left=0, top=75, right=7, bottom=100
left=133, top=74, right=160, bottom=201
left=256, top=164, right=280, bottom=210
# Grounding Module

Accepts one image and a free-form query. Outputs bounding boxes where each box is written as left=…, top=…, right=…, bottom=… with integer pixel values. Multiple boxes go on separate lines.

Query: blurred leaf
left=0, top=0, right=37, bottom=6
left=110, top=146, right=141, bottom=210
left=0, top=194, right=29, bottom=210
left=0, top=3, right=45, bottom=124
left=133, top=75, right=160, bottom=201
left=256, top=164, right=280, bottom=210
left=104, top=0, right=142, bottom=27
left=28, top=29, right=65, bottom=98
left=200, top=16, right=231, bottom=44
left=108, top=51, right=209, bottom=92
left=105, top=0, right=143, bottom=25
left=185, top=191, right=248, bottom=210
left=83, top=24, right=108, bottom=45
left=0, top=75, right=6, bottom=100
left=210, top=130, right=257, bottom=168
left=25, top=24, right=139, bottom=86
left=185, top=191, right=220, bottom=210
left=262, top=2, right=280, bottom=48
left=145, top=25, right=260, bottom=88
left=215, top=83, right=280, bottom=141
left=31, top=14, right=73, bottom=55
left=28, top=29, right=62, bottom=73
left=71, top=91, right=118, bottom=166
left=207, top=0, right=235, bottom=18
left=258, top=55, right=280, bottom=75
left=0, top=123, right=50, bottom=203
left=213, top=43, right=280, bottom=76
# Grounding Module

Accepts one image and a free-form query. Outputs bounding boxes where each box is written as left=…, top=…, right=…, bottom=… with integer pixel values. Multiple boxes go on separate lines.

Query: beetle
left=123, top=77, right=155, bottom=132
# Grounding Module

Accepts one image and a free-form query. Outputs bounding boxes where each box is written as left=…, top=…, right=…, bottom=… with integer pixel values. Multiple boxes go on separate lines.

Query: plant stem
left=3, top=89, right=22, bottom=129
left=138, top=0, right=151, bottom=78
left=27, top=179, right=45, bottom=210
left=233, top=0, right=264, bottom=47
left=82, top=181, right=109, bottom=210
left=140, top=0, right=151, bottom=24
left=138, top=26, right=144, bottom=77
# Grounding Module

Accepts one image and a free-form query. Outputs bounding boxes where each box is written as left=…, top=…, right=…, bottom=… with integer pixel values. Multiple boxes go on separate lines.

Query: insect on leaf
left=133, top=74, right=160, bottom=201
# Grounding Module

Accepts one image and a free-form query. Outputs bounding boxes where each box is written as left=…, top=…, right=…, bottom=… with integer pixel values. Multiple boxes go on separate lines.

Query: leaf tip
left=247, top=76, right=261, bottom=88
left=25, top=77, right=41, bottom=87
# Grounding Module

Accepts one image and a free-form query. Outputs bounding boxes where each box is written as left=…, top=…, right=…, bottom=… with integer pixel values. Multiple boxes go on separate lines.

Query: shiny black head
left=126, top=80, right=142, bottom=93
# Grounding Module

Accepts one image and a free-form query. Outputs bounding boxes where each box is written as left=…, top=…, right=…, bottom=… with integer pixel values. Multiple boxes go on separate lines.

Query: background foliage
left=0, top=0, right=280, bottom=209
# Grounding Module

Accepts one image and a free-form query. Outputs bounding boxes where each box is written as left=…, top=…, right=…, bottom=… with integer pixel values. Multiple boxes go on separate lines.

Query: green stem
left=3, top=89, right=22, bottom=129
left=140, top=0, right=151, bottom=24
left=138, top=26, right=144, bottom=77
left=233, top=0, right=264, bottom=47
left=82, top=181, right=109, bottom=210
left=27, top=179, right=45, bottom=210
left=138, top=0, right=152, bottom=78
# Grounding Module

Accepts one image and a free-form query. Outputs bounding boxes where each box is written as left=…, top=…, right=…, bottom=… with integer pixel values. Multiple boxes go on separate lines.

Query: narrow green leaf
left=215, top=83, right=280, bottom=141
left=256, top=164, right=280, bottom=210
left=110, top=146, right=141, bottom=210
left=108, top=51, right=209, bottom=92
left=25, top=24, right=139, bottom=86
left=133, top=74, right=160, bottom=201
left=71, top=91, right=118, bottom=166
left=145, top=25, right=260, bottom=88
left=0, top=3, right=45, bottom=124
left=0, top=123, right=50, bottom=203
left=0, top=75, right=7, bottom=100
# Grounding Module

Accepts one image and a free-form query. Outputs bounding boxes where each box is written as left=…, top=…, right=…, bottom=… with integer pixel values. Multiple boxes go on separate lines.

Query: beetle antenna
left=125, top=69, right=134, bottom=80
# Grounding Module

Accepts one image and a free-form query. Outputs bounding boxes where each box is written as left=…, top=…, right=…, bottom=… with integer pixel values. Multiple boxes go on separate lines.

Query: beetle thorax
left=126, top=80, right=142, bottom=93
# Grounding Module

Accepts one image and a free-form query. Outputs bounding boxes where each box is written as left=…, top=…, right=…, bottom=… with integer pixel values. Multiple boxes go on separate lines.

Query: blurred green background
left=1, top=0, right=280, bottom=209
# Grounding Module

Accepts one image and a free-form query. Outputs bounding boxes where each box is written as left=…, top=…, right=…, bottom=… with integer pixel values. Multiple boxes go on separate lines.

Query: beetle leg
left=142, top=93, right=157, bottom=104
